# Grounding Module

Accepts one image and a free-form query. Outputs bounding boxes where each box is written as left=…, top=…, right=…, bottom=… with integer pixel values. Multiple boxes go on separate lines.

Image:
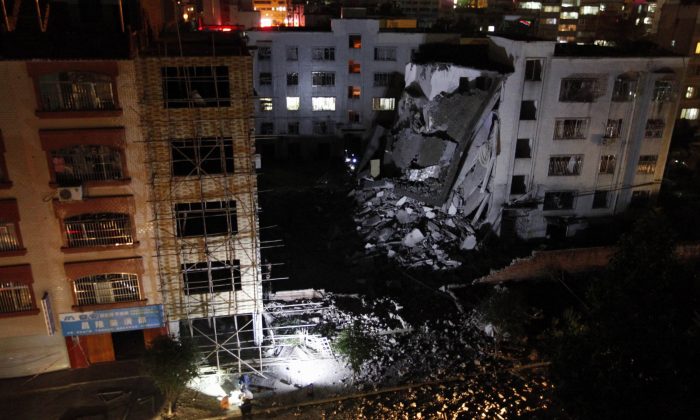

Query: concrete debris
left=402, top=228, right=425, bottom=247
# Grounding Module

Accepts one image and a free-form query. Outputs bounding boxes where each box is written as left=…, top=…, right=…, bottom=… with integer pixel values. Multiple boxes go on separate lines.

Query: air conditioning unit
left=57, top=186, right=83, bottom=202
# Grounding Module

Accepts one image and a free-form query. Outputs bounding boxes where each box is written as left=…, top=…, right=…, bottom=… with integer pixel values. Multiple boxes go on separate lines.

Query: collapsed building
left=356, top=37, right=684, bottom=262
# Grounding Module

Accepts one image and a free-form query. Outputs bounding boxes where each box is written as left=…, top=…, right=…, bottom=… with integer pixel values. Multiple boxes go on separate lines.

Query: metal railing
left=39, top=81, right=116, bottom=111
left=64, top=213, right=133, bottom=248
left=0, top=223, right=21, bottom=252
left=74, top=273, right=140, bottom=306
left=51, top=146, right=123, bottom=185
left=0, top=282, right=33, bottom=313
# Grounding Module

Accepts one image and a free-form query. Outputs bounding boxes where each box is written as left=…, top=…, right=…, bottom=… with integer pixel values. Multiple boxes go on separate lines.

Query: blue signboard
left=59, top=304, right=164, bottom=337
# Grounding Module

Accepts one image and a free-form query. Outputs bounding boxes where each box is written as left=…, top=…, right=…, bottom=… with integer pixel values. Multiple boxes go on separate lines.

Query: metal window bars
left=559, top=78, right=597, bottom=102
left=73, top=273, right=140, bottom=306
left=0, top=282, right=33, bottom=313
left=645, top=119, right=665, bottom=138
left=554, top=119, right=587, bottom=139
left=599, top=155, right=616, bottom=174
left=0, top=223, right=21, bottom=252
left=39, top=81, right=116, bottom=111
left=51, top=145, right=123, bottom=185
left=549, top=155, right=583, bottom=176
left=64, top=213, right=133, bottom=248
left=637, top=155, right=658, bottom=174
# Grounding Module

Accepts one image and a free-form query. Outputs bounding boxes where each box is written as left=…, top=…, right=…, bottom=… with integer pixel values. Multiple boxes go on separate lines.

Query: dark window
left=549, top=155, right=583, bottom=176
left=74, top=273, right=140, bottom=305
left=64, top=213, right=133, bottom=248
left=515, top=138, right=531, bottom=158
left=543, top=191, right=575, bottom=210
left=554, top=119, right=588, bottom=139
left=286, top=46, right=298, bottom=61
left=630, top=190, right=651, bottom=207
left=348, top=111, right=360, bottom=123
left=374, top=72, right=391, bottom=87
left=592, top=190, right=609, bottom=208
left=653, top=80, right=673, bottom=102
left=260, top=122, right=274, bottom=135
left=349, top=35, right=361, bottom=49
left=311, top=72, right=335, bottom=86
left=525, top=59, right=542, bottom=81
left=175, top=201, right=237, bottom=237
left=311, top=47, right=335, bottom=61
left=313, top=121, right=330, bottom=135
left=510, top=175, right=527, bottom=194
left=258, top=47, right=272, bottom=60
left=645, top=119, right=665, bottom=138
left=51, top=145, right=123, bottom=185
left=612, top=76, right=637, bottom=102
left=559, top=78, right=597, bottom=102
left=171, top=138, right=234, bottom=177
left=374, top=47, right=397, bottom=61
left=287, top=122, right=300, bottom=135
left=259, top=72, right=272, bottom=85
left=182, top=260, right=241, bottom=295
left=520, top=100, right=537, bottom=120
left=599, top=155, right=616, bottom=174
left=604, top=119, right=622, bottom=138
left=161, top=66, right=230, bottom=108
left=38, top=72, right=116, bottom=111
left=287, top=72, right=298, bottom=86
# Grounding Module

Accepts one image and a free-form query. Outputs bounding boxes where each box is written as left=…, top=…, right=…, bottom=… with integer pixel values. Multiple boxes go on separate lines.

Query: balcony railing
left=74, top=273, right=140, bottom=306
left=0, top=282, right=33, bottom=314
left=64, top=213, right=133, bottom=248
left=39, top=81, right=116, bottom=112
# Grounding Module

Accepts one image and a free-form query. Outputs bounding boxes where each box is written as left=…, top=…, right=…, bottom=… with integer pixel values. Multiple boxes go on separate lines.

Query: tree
left=546, top=212, right=700, bottom=419
left=333, top=321, right=377, bottom=373
left=142, top=335, right=199, bottom=417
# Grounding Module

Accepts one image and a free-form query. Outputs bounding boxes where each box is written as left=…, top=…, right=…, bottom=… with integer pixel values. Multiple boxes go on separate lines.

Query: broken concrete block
left=395, top=196, right=407, bottom=207
left=448, top=204, right=457, bottom=216
left=377, top=227, right=394, bottom=242
left=396, top=209, right=411, bottom=224
left=425, top=211, right=436, bottom=219
left=402, top=228, right=425, bottom=247
left=460, top=234, right=477, bottom=250
left=407, top=165, right=441, bottom=182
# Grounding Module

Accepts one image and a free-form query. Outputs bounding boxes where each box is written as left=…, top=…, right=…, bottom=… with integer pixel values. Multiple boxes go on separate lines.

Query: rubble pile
left=353, top=182, right=478, bottom=270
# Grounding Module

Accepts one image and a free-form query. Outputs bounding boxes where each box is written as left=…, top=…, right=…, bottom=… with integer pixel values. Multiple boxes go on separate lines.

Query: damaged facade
left=356, top=37, right=683, bottom=257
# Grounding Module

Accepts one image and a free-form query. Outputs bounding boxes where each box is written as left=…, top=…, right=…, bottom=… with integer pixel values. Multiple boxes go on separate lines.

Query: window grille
left=549, top=155, right=583, bottom=176
left=372, top=98, right=395, bottom=111
left=374, top=47, right=397, bottom=61
left=51, top=145, right=123, bottom=185
left=64, top=213, right=133, bottom=248
left=599, top=154, right=616, bottom=174
left=554, top=119, right=588, bottom=139
left=559, top=78, right=597, bottom=102
left=311, top=47, right=335, bottom=61
left=0, top=282, right=33, bottom=313
left=311, top=72, right=335, bottom=86
left=0, top=223, right=21, bottom=252
left=374, top=73, right=391, bottom=87
left=645, top=119, right=664, bottom=138
left=286, top=47, right=298, bottom=61
left=38, top=72, right=116, bottom=111
left=612, top=76, right=637, bottom=101
left=604, top=119, right=622, bottom=138
left=637, top=155, right=657, bottom=174
left=258, top=47, right=272, bottom=60
left=73, top=273, right=140, bottom=306
left=652, top=80, right=673, bottom=102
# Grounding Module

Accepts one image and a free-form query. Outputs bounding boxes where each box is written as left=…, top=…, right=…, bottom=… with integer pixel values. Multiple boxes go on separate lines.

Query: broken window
left=258, top=47, right=272, bottom=60
left=519, top=100, right=537, bottom=120
left=286, top=46, right=298, bottom=61
left=548, top=155, right=583, bottom=176
left=286, top=97, right=300, bottom=111
left=644, top=119, right=664, bottom=138
left=311, top=47, right=335, bottom=61
left=287, top=72, right=299, bottom=86
left=515, top=138, right=531, bottom=158
left=599, top=154, right=616, bottom=174
left=312, top=121, right=331, bottom=135
left=259, top=72, right=272, bottom=85
left=175, top=201, right=237, bottom=237
left=181, top=260, right=241, bottom=295
left=612, top=76, right=637, bottom=101
left=543, top=191, right=575, bottom=210
left=524, top=59, right=542, bottom=81
left=64, top=213, right=133, bottom=248
left=348, top=60, right=361, bottom=74
left=554, top=118, right=588, bottom=139
left=374, top=47, right=397, bottom=61
left=604, top=119, right=622, bottom=138
left=260, top=122, right=274, bottom=135
left=161, top=66, right=230, bottom=108
left=74, top=273, right=140, bottom=306
left=51, top=145, right=123, bottom=185
left=311, top=97, right=336, bottom=111
left=559, top=78, right=597, bottom=102
left=374, top=72, right=392, bottom=87
left=349, top=34, right=362, bottom=49
left=171, top=138, right=234, bottom=177
left=510, top=175, right=527, bottom=194
left=287, top=122, right=300, bottom=135
left=348, top=86, right=361, bottom=99
left=311, top=71, right=335, bottom=86
left=637, top=155, right=657, bottom=174
left=372, top=97, right=395, bottom=111
left=652, top=80, right=673, bottom=102
left=592, top=190, right=609, bottom=208
left=348, top=111, right=360, bottom=123
left=259, top=97, right=273, bottom=112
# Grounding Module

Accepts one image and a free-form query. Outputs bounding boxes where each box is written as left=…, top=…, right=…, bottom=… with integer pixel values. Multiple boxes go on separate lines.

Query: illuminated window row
left=259, top=97, right=396, bottom=112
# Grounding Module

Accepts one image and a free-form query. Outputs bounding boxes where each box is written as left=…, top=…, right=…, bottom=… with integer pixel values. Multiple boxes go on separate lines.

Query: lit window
left=286, top=97, right=300, bottom=111
left=543, top=5, right=560, bottom=12
left=637, top=155, right=658, bottom=175
left=685, top=86, right=696, bottom=99
left=580, top=5, right=598, bottom=14
left=64, top=213, right=133, bottom=248
left=348, top=60, right=361, bottom=74
left=542, top=18, right=557, bottom=24
left=694, top=42, right=700, bottom=55
left=348, top=86, right=361, bottom=99
left=372, top=98, right=395, bottom=111
left=681, top=108, right=699, bottom=120
left=74, top=273, right=141, bottom=305
left=0, top=281, right=35, bottom=314
left=560, top=11, right=579, bottom=19
left=519, top=2, right=542, bottom=10
left=312, top=97, right=336, bottom=111
left=260, top=97, right=273, bottom=112
left=643, top=17, right=652, bottom=24
left=349, top=35, right=361, bottom=49
left=39, top=71, right=117, bottom=112
left=558, top=24, right=577, bottom=31
left=487, top=25, right=495, bottom=32
left=0, top=221, right=22, bottom=252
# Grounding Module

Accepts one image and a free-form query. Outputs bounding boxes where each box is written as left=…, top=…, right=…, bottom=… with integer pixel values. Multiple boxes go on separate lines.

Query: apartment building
left=246, top=19, right=459, bottom=159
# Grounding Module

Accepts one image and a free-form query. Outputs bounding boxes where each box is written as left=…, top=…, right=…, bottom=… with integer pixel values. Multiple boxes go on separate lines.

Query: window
left=287, top=122, right=300, bottom=135
left=520, top=100, right=537, bottom=120
left=312, top=97, right=336, bottom=111
left=0, top=281, right=35, bottom=315
left=559, top=78, right=597, bottom=102
left=348, top=110, right=360, bottom=123
left=653, top=80, right=673, bottom=102
left=313, top=121, right=332, bottom=135
left=685, top=86, right=696, bottom=99
left=637, top=155, right=657, bottom=174
left=286, top=46, right=298, bottom=61
left=374, top=47, right=397, bottom=61
left=510, top=175, right=527, bottom=194
left=554, top=118, right=588, bottom=139
left=259, top=72, right=272, bottom=85
left=599, top=154, right=616, bottom=174
left=645, top=119, right=664, bottom=138
left=0, top=132, right=9, bottom=186
left=560, top=11, right=579, bottom=19
left=286, top=97, right=300, bottom=111
left=312, top=47, right=335, bottom=61
left=175, top=201, right=237, bottom=237
left=0, top=222, right=21, bottom=252
left=348, top=60, right=361, bottom=74
left=696, top=42, right=700, bottom=55
left=604, top=119, right=622, bottom=138
left=258, top=46, right=272, bottom=60
left=348, top=86, right=361, bottom=99
left=581, top=5, right=599, bottom=14
left=73, top=273, right=140, bottom=306
left=592, top=190, right=609, bottom=208
left=162, top=66, right=230, bottom=108
left=38, top=72, right=117, bottom=112
left=612, top=76, right=637, bottom=101
left=558, top=24, right=577, bottom=31
left=372, top=97, right=395, bottom=111
left=542, top=18, right=557, bottom=24
left=64, top=213, right=133, bottom=248
left=349, top=35, right=362, bottom=49
left=260, top=122, right=274, bottom=135
left=260, top=97, right=273, bottom=112
left=50, top=145, right=123, bottom=185
left=182, top=260, right=241, bottom=295
left=171, top=138, right=234, bottom=177
left=287, top=72, right=299, bottom=86
left=681, top=108, right=699, bottom=120
left=543, top=191, right=575, bottom=210
left=311, top=72, right=335, bottom=86
left=524, top=59, right=542, bottom=81
left=631, top=190, right=651, bottom=207
left=549, top=155, right=583, bottom=176
left=520, top=2, right=542, bottom=9
left=515, top=139, right=531, bottom=158
left=374, top=72, right=392, bottom=87
left=543, top=5, right=560, bottom=12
